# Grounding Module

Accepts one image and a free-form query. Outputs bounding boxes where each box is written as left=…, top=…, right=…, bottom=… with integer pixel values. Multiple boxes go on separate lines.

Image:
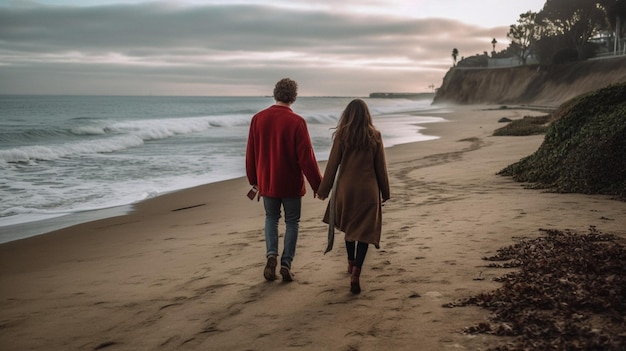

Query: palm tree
left=452, top=48, right=459, bottom=66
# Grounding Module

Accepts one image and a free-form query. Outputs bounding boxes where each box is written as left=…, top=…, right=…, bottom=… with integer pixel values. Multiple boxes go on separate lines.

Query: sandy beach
left=1, top=105, right=624, bottom=351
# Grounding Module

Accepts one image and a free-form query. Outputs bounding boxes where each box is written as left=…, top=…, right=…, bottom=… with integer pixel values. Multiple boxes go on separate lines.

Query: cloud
left=0, top=2, right=511, bottom=95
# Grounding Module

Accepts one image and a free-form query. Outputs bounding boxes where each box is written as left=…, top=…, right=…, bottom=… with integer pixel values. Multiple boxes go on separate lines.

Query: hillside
left=433, top=57, right=626, bottom=107
left=498, top=82, right=626, bottom=199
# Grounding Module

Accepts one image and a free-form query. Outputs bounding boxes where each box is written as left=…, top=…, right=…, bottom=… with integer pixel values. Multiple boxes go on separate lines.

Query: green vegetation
left=451, top=48, right=459, bottom=67
left=507, top=11, right=538, bottom=65
left=454, top=0, right=626, bottom=67
left=493, top=115, right=551, bottom=136
left=498, top=82, right=626, bottom=199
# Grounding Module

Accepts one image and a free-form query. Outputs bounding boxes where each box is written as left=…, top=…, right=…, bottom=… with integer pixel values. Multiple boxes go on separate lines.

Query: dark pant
left=345, top=240, right=369, bottom=268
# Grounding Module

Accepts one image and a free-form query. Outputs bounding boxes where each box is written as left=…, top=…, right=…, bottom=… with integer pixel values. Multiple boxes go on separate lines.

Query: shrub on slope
left=493, top=115, right=551, bottom=136
left=498, top=82, right=626, bottom=199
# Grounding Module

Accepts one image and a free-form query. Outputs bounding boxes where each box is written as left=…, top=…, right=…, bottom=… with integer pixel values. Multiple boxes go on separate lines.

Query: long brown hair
left=333, top=99, right=379, bottom=150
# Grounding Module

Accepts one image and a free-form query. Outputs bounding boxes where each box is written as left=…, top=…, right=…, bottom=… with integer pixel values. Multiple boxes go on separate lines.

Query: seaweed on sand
left=498, top=82, right=626, bottom=200
left=493, top=115, right=551, bottom=136
left=443, top=227, right=626, bottom=351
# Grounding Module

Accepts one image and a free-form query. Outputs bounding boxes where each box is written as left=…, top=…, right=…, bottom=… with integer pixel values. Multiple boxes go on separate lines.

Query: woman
left=317, top=99, right=390, bottom=294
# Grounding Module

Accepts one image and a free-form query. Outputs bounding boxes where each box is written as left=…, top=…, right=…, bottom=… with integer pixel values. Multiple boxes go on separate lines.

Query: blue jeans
left=263, top=196, right=301, bottom=269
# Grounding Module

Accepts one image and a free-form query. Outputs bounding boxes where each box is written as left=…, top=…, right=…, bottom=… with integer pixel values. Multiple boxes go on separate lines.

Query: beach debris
left=172, top=203, right=206, bottom=212
left=498, top=117, right=513, bottom=123
left=473, top=271, right=485, bottom=281
left=443, top=227, right=626, bottom=351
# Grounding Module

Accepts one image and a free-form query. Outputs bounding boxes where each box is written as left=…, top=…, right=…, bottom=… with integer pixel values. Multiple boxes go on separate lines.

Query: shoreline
left=0, top=105, right=451, bottom=245
left=0, top=205, right=133, bottom=245
left=1, top=104, right=624, bottom=350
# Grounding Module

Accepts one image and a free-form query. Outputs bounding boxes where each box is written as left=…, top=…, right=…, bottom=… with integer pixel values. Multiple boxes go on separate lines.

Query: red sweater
left=246, top=104, right=322, bottom=198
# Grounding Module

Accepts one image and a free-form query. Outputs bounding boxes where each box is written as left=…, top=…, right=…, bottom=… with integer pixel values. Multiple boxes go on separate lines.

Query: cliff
left=433, top=57, right=626, bottom=107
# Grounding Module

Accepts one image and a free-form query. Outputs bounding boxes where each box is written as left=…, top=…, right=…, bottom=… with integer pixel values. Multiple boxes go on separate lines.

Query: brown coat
left=317, top=131, right=390, bottom=248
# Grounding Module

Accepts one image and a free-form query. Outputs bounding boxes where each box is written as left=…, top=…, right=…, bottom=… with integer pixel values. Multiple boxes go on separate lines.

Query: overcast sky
left=0, top=0, right=546, bottom=96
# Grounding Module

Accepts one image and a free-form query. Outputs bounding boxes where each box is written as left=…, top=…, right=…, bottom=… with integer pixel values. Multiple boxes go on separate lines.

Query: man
left=245, top=78, right=322, bottom=282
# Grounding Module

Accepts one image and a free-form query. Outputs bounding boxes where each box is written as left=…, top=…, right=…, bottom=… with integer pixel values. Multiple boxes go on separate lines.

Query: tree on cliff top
left=451, top=48, right=459, bottom=66
left=537, top=0, right=609, bottom=60
left=498, top=82, right=626, bottom=200
left=507, top=11, right=540, bottom=64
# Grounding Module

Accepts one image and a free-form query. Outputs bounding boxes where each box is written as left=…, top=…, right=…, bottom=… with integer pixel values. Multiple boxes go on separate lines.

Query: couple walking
left=245, top=78, right=390, bottom=294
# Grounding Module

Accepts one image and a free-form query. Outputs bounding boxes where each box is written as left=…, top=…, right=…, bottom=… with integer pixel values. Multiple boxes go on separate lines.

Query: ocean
left=0, top=95, right=446, bottom=243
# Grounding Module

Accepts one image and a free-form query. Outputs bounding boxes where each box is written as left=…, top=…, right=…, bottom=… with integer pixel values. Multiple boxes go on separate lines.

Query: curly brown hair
left=273, top=78, right=298, bottom=104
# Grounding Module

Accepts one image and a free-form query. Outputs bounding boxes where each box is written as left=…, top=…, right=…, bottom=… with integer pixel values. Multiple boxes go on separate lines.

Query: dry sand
left=1, top=105, right=624, bottom=351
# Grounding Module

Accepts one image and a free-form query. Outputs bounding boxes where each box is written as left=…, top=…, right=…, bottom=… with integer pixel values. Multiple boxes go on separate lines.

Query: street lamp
left=491, top=38, right=497, bottom=57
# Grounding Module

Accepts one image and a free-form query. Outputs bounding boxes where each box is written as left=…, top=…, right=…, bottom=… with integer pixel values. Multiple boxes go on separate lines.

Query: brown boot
left=280, top=265, right=294, bottom=282
left=263, top=255, right=277, bottom=281
left=347, top=260, right=355, bottom=274
left=350, top=266, right=361, bottom=294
